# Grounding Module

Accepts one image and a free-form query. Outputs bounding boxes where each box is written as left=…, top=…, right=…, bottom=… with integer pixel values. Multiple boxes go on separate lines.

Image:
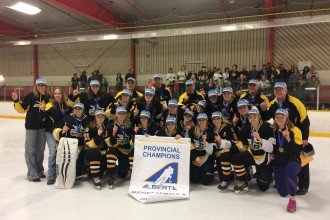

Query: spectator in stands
left=266, top=62, right=272, bottom=74
left=88, top=71, right=98, bottom=86
left=258, top=64, right=270, bottom=80
left=199, top=71, right=209, bottom=92
left=306, top=66, right=319, bottom=80
left=223, top=67, right=230, bottom=81
left=198, top=66, right=207, bottom=79
left=80, top=71, right=87, bottom=90
left=288, top=67, right=300, bottom=92
left=166, top=67, right=176, bottom=94
left=229, top=64, right=239, bottom=81
left=301, top=66, right=310, bottom=80
left=71, top=73, right=80, bottom=88
left=236, top=73, right=248, bottom=94
left=287, top=65, right=296, bottom=79
left=186, top=70, right=193, bottom=80
left=272, top=67, right=283, bottom=82
left=296, top=75, right=306, bottom=102
left=191, top=72, right=198, bottom=84
left=207, top=67, right=213, bottom=80
left=178, top=65, right=188, bottom=95
left=279, top=64, right=288, bottom=81
left=248, top=65, right=258, bottom=80
left=259, top=74, right=272, bottom=98
left=306, top=75, right=321, bottom=103
left=116, top=73, right=124, bottom=92
left=213, top=68, right=223, bottom=93
left=173, top=79, right=180, bottom=99
left=100, top=74, right=108, bottom=92
left=240, top=66, right=249, bottom=79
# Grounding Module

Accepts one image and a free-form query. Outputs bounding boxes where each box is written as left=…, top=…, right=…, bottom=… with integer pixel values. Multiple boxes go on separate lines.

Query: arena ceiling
left=0, top=0, right=329, bottom=44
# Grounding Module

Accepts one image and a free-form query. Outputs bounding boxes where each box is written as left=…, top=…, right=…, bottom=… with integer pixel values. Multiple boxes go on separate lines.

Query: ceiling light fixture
left=6, top=2, right=41, bottom=15
left=103, top=34, right=118, bottom=40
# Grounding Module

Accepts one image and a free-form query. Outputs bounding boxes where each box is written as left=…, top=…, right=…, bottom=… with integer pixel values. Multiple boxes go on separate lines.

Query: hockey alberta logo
left=142, top=163, right=178, bottom=191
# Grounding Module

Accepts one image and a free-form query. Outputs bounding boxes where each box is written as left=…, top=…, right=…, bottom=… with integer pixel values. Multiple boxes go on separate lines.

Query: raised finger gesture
left=112, top=124, right=118, bottom=137
left=12, top=89, right=18, bottom=101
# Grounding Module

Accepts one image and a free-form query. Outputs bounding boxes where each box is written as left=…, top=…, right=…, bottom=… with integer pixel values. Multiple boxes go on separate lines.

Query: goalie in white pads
left=53, top=102, right=92, bottom=188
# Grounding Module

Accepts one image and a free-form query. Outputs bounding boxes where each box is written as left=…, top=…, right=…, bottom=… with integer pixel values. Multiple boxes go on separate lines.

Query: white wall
left=1, top=102, right=328, bottom=135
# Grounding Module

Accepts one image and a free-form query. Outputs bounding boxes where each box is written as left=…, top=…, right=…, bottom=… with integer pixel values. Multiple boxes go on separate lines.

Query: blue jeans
left=46, top=132, right=57, bottom=180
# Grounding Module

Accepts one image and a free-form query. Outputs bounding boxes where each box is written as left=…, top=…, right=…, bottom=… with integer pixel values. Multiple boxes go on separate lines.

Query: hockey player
left=156, top=116, right=182, bottom=138
left=135, top=88, right=163, bottom=125
left=84, top=110, right=109, bottom=190
left=107, top=89, right=136, bottom=122
left=205, top=89, right=221, bottom=119
left=218, top=87, right=238, bottom=122
left=105, top=106, right=133, bottom=188
left=210, top=111, right=238, bottom=190
left=189, top=113, right=217, bottom=185
left=159, top=99, right=184, bottom=130
left=53, top=102, right=93, bottom=179
left=231, top=106, right=274, bottom=193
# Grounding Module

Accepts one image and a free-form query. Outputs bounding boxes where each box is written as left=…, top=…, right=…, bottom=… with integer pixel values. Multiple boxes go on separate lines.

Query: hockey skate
left=218, top=181, right=230, bottom=191
left=107, top=175, right=115, bottom=189
left=234, top=181, right=249, bottom=194
left=93, top=177, right=101, bottom=190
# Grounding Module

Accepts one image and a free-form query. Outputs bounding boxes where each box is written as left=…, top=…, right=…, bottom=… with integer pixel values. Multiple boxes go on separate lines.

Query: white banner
left=129, top=135, right=191, bottom=203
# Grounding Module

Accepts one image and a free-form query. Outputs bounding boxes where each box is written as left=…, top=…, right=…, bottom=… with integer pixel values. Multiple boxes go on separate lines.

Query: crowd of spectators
left=164, top=63, right=321, bottom=103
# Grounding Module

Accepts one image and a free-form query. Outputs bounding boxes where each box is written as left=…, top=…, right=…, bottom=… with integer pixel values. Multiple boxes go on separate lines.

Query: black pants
left=298, top=163, right=310, bottom=190
left=84, top=148, right=106, bottom=178
left=76, top=150, right=87, bottom=176
left=106, top=148, right=130, bottom=178
left=190, top=157, right=214, bottom=185
left=216, top=150, right=235, bottom=182
left=232, top=151, right=272, bottom=192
